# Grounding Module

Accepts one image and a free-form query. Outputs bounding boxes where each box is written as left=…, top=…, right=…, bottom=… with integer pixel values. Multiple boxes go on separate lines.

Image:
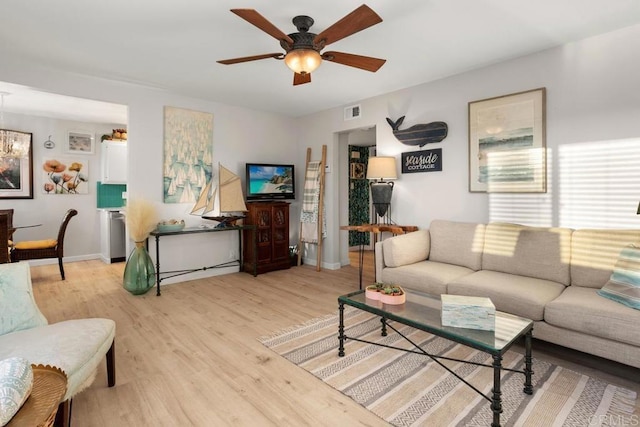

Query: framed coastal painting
left=163, top=106, right=214, bottom=204
left=468, top=88, right=546, bottom=193
left=0, top=130, right=33, bottom=199
left=66, top=131, right=95, bottom=154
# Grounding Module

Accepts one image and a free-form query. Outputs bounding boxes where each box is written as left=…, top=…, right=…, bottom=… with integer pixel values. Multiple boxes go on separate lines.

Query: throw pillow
left=597, top=244, right=640, bottom=310
left=0, top=262, right=48, bottom=336
left=382, top=229, right=430, bottom=268
left=0, top=357, right=33, bottom=425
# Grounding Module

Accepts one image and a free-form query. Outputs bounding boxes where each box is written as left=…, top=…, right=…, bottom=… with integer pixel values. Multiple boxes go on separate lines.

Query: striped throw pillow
left=597, top=244, right=640, bottom=310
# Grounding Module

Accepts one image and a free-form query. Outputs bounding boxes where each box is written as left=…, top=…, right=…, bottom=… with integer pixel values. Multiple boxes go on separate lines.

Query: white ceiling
left=1, top=0, right=639, bottom=123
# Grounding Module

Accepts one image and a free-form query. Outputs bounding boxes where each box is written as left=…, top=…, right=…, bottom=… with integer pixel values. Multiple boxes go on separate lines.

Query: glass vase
left=123, top=242, right=155, bottom=295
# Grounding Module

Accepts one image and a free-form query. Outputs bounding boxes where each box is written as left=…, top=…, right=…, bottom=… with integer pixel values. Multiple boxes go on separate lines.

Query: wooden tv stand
left=243, top=201, right=291, bottom=275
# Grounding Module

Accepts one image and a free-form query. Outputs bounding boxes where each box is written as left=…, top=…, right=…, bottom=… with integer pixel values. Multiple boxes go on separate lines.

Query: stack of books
left=441, top=295, right=496, bottom=331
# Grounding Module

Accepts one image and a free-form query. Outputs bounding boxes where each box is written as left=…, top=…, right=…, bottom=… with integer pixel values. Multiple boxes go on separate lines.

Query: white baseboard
left=301, top=257, right=341, bottom=270
left=21, top=253, right=102, bottom=267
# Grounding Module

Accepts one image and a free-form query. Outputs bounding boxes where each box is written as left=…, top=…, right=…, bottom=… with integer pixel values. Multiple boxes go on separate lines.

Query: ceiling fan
left=217, top=4, right=386, bottom=86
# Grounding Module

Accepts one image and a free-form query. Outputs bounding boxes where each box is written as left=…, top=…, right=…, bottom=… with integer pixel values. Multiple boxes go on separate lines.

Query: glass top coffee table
left=338, top=289, right=534, bottom=427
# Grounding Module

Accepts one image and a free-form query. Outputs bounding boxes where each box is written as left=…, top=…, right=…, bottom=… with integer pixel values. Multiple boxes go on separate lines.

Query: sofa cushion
left=382, top=229, right=430, bottom=268
left=428, top=220, right=485, bottom=271
left=0, top=262, right=48, bottom=335
left=447, top=270, right=566, bottom=321
left=381, top=261, right=474, bottom=296
left=570, top=228, right=640, bottom=289
left=0, top=318, right=116, bottom=401
left=597, top=245, right=640, bottom=310
left=545, top=286, right=640, bottom=347
left=482, top=223, right=572, bottom=285
left=534, top=321, right=640, bottom=369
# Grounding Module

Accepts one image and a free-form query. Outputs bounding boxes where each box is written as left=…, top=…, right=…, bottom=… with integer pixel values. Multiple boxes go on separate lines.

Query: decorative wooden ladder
left=298, top=145, right=327, bottom=271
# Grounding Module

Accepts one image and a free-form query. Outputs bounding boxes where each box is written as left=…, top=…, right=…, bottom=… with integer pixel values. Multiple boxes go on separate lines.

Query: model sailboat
left=191, top=163, right=247, bottom=227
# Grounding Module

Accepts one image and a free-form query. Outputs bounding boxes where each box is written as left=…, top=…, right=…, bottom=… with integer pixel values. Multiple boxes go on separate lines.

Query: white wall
left=0, top=56, right=298, bottom=279
left=3, top=24, right=639, bottom=275
left=0, top=111, right=123, bottom=259
left=297, top=23, right=640, bottom=269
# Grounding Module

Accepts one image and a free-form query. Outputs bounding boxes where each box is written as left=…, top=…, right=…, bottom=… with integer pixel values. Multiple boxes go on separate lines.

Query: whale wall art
left=386, top=116, right=448, bottom=147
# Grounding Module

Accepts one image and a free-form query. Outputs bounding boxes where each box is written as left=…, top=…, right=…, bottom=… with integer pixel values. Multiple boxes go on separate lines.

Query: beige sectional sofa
left=375, top=220, right=640, bottom=369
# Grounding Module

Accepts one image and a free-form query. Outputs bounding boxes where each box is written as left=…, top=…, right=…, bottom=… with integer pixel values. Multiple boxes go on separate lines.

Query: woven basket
left=7, top=365, right=68, bottom=427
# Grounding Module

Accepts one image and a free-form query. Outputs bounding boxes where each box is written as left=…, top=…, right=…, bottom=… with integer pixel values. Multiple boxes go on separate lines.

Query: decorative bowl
left=156, top=220, right=185, bottom=232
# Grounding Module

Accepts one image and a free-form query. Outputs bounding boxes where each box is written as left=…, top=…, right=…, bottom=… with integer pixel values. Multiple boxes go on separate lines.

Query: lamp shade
left=366, top=156, right=397, bottom=180
left=284, top=49, right=321, bottom=75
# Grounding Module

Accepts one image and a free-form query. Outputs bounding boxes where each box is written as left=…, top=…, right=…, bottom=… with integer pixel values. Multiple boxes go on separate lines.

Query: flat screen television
left=245, top=163, right=295, bottom=201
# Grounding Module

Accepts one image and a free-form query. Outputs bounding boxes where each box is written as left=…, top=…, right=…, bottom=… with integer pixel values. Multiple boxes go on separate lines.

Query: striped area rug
left=259, top=308, right=638, bottom=426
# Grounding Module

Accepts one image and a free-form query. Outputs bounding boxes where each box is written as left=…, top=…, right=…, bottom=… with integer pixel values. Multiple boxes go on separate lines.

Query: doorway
left=347, top=144, right=374, bottom=247
left=338, top=126, right=376, bottom=271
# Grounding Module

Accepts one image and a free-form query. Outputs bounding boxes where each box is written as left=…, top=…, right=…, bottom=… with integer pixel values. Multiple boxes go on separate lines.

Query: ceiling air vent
left=344, top=104, right=361, bottom=121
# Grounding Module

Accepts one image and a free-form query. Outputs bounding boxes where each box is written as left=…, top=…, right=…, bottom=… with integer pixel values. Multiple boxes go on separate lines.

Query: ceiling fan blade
left=313, top=5, right=382, bottom=46
left=231, top=9, right=294, bottom=45
left=217, top=53, right=284, bottom=65
left=322, top=51, right=386, bottom=72
left=293, top=73, right=311, bottom=86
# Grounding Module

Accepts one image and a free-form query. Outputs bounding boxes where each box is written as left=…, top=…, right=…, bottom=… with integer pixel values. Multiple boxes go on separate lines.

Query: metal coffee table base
left=338, top=303, right=533, bottom=427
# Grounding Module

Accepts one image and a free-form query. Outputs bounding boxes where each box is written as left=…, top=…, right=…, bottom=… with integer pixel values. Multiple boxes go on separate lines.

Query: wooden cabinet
left=243, top=201, right=290, bottom=275
left=101, top=140, right=128, bottom=184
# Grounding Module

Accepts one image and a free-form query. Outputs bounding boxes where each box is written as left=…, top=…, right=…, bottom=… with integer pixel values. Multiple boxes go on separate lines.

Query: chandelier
left=1, top=92, right=30, bottom=158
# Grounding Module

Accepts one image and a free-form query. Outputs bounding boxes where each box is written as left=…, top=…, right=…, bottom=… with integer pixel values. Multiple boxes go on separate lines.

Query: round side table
left=7, top=364, right=67, bottom=427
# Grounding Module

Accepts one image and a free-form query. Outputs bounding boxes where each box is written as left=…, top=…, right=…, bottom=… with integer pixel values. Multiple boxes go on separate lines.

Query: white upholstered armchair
left=0, top=261, right=116, bottom=426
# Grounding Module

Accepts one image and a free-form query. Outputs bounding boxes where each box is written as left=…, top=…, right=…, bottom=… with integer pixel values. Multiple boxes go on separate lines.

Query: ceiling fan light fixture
left=284, top=49, right=321, bottom=75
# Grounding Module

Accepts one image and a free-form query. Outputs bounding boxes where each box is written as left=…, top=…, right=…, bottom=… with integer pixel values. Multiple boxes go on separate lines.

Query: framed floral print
left=42, top=158, right=89, bottom=194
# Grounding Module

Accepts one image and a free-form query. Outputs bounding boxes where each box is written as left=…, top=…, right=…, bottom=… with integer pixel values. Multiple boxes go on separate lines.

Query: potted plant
left=366, top=282, right=405, bottom=304
left=123, top=199, right=159, bottom=295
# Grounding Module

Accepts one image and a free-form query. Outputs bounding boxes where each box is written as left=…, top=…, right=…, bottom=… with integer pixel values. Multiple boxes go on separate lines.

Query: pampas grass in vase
left=126, top=199, right=160, bottom=246
left=123, top=199, right=159, bottom=295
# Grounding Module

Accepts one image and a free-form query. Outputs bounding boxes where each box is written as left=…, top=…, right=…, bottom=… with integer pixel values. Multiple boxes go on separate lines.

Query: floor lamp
left=366, top=156, right=397, bottom=224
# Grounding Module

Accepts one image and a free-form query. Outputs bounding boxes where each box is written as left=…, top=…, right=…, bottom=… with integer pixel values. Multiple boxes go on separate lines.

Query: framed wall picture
left=0, top=130, right=33, bottom=199
left=42, top=157, right=89, bottom=194
left=66, top=131, right=95, bottom=154
left=468, top=88, right=546, bottom=193
left=163, top=106, right=213, bottom=204
left=350, top=162, right=365, bottom=179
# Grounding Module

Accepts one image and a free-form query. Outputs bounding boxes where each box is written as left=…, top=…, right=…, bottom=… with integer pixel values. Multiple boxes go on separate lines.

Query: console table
left=149, top=224, right=257, bottom=296
left=340, top=224, right=418, bottom=289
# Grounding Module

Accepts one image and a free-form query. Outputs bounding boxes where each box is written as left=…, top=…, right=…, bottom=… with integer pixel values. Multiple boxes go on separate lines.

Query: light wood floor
left=27, top=254, right=638, bottom=426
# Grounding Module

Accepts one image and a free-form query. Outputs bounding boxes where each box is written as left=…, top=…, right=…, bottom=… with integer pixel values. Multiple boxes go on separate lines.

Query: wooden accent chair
left=11, top=209, right=78, bottom=280
left=0, top=208, right=13, bottom=253
left=0, top=208, right=13, bottom=237
left=0, top=214, right=9, bottom=264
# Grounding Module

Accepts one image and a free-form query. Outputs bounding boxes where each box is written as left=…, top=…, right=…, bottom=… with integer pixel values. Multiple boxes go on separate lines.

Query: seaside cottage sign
left=402, top=149, right=442, bottom=174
